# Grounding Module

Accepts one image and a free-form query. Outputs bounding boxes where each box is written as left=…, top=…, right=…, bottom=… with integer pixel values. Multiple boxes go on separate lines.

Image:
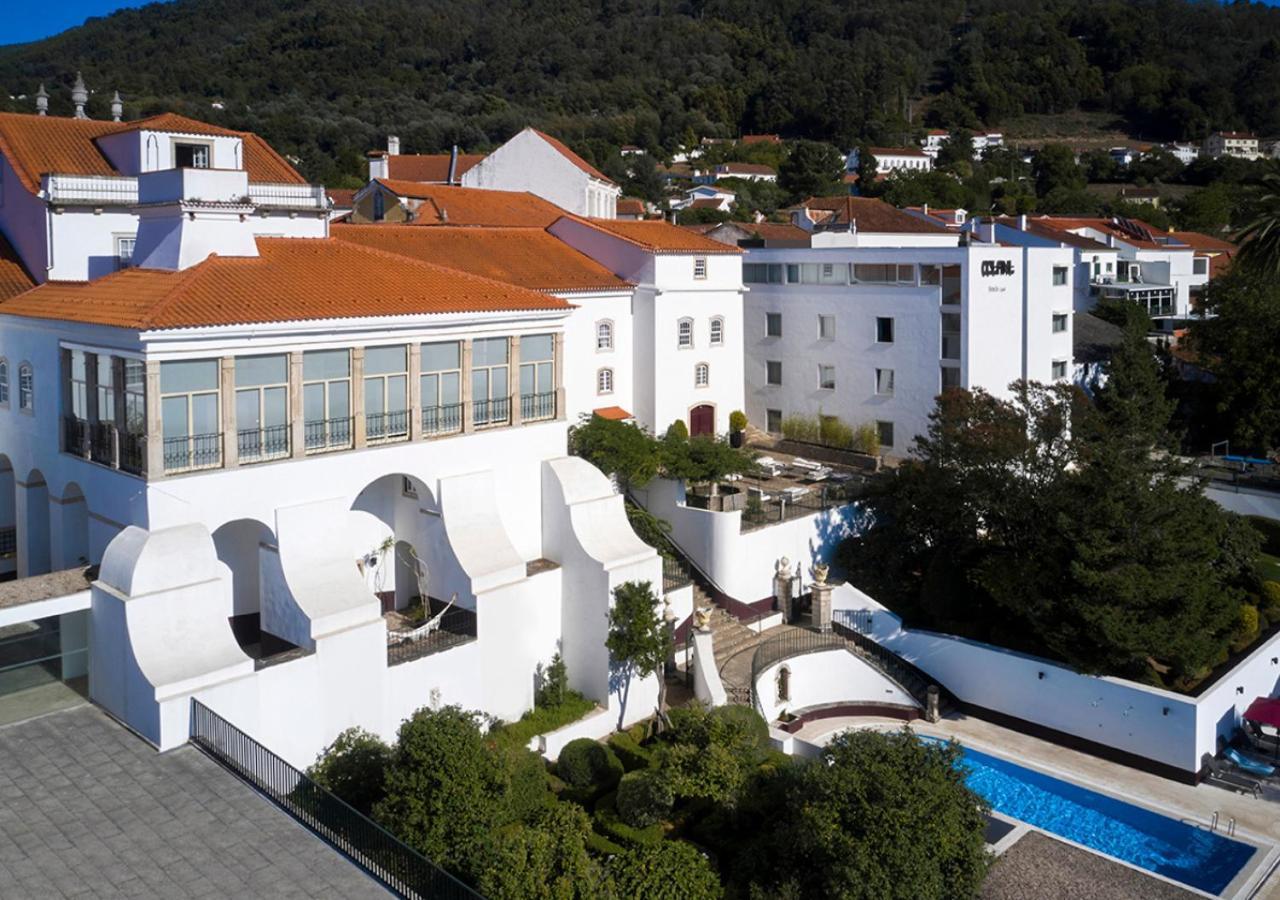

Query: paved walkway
left=0, top=706, right=388, bottom=899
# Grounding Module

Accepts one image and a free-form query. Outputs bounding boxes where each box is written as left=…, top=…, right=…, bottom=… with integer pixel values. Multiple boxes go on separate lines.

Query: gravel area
left=981, top=831, right=1198, bottom=900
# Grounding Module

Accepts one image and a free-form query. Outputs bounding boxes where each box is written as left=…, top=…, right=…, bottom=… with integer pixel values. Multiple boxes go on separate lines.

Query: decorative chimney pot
left=35, top=84, right=48, bottom=116
left=71, top=72, right=88, bottom=119
left=110, top=91, right=123, bottom=122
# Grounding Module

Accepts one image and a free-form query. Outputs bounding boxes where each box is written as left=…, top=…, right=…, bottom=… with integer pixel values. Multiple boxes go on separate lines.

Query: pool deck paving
left=795, top=712, right=1280, bottom=899
left=981, top=831, right=1199, bottom=900
left=0, top=705, right=389, bottom=899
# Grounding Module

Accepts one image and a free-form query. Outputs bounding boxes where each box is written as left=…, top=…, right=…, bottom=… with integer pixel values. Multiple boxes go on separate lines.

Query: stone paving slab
left=982, top=831, right=1197, bottom=900
left=0, top=706, right=389, bottom=899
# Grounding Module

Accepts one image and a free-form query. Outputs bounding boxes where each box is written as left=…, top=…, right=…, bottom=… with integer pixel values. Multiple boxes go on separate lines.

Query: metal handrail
left=365, top=409, right=410, bottom=444
left=520, top=391, right=556, bottom=422
left=163, top=432, right=223, bottom=473
left=304, top=417, right=354, bottom=453
left=421, top=403, right=462, bottom=436
left=237, top=423, right=291, bottom=462
left=473, top=396, right=511, bottom=428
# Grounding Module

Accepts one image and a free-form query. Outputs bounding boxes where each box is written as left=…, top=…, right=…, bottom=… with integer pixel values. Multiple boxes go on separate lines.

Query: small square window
left=766, top=360, right=782, bottom=385
left=1052, top=266, right=1068, bottom=286
left=766, top=409, right=782, bottom=433
left=1051, top=360, right=1068, bottom=380
left=818, top=315, right=836, bottom=340
left=766, top=312, right=782, bottom=338
left=941, top=366, right=960, bottom=390
left=877, top=420, right=894, bottom=448
left=875, top=368, right=895, bottom=396
left=174, top=142, right=210, bottom=168
left=818, top=365, right=836, bottom=390
left=694, top=258, right=708, bottom=279
left=402, top=476, right=418, bottom=498
left=876, top=317, right=894, bottom=343
left=1052, top=313, right=1068, bottom=334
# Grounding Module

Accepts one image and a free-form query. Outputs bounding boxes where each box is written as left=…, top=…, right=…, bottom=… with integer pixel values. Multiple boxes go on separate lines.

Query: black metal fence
left=63, top=415, right=89, bottom=457
left=118, top=430, right=147, bottom=475
left=0, top=526, right=15, bottom=558
left=386, top=606, right=478, bottom=667
left=662, top=554, right=693, bottom=594
left=163, top=432, right=223, bottom=473
left=472, top=396, right=510, bottom=427
left=237, top=424, right=291, bottom=462
left=422, top=404, right=463, bottom=437
left=89, top=421, right=117, bottom=465
left=367, top=410, right=411, bottom=444
left=520, top=391, right=556, bottom=422
left=189, top=700, right=481, bottom=900
left=740, top=480, right=863, bottom=532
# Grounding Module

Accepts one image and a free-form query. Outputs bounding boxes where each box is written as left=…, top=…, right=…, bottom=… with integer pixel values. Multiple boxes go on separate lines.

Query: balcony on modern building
left=58, top=333, right=564, bottom=479
left=1097, top=283, right=1176, bottom=318
left=43, top=172, right=327, bottom=211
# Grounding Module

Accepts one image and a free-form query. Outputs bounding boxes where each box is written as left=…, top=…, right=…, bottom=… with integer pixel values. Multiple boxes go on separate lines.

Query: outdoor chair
left=1201, top=754, right=1263, bottom=797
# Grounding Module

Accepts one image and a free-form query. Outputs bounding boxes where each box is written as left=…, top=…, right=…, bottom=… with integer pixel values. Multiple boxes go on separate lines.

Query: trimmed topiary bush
left=592, top=790, right=666, bottom=846
left=708, top=705, right=770, bottom=756
left=306, top=727, right=392, bottom=816
left=556, top=738, right=624, bottom=792
left=729, top=410, right=748, bottom=433
left=1263, top=581, right=1280, bottom=616
left=616, top=769, right=674, bottom=828
left=608, top=731, right=656, bottom=772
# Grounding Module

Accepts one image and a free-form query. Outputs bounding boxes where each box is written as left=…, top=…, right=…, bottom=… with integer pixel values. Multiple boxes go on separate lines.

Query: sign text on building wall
left=981, top=259, right=1015, bottom=277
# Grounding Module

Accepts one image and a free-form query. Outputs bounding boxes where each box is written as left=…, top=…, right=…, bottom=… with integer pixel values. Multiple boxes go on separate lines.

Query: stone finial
left=775, top=556, right=790, bottom=576
left=110, top=90, right=123, bottom=122
left=35, top=83, right=48, bottom=116
left=813, top=562, right=829, bottom=585
left=71, top=72, right=88, bottom=119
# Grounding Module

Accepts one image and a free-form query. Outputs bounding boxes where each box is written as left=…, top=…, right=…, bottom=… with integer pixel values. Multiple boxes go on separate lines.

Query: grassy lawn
left=1257, top=553, right=1280, bottom=584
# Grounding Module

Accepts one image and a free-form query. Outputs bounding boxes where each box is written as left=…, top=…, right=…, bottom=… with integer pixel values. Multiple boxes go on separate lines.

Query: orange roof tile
left=717, top=162, right=777, bottom=176
left=0, top=111, right=305, bottom=194
left=616, top=198, right=646, bottom=216
left=0, top=233, right=35, bottom=302
left=327, top=188, right=357, bottom=208
left=332, top=224, right=630, bottom=293
left=0, top=238, right=570, bottom=330
left=530, top=129, right=615, bottom=186
left=372, top=181, right=564, bottom=227
left=564, top=217, right=743, bottom=254
left=593, top=406, right=634, bottom=420
left=387, top=153, right=485, bottom=183
left=797, top=197, right=952, bottom=235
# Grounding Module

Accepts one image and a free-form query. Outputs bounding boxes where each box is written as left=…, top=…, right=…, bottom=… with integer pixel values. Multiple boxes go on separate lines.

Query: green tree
left=306, top=727, right=392, bottom=816
left=1236, top=173, right=1280, bottom=277
left=1033, top=143, right=1086, bottom=198
left=659, top=431, right=754, bottom=485
left=935, top=128, right=975, bottom=171
left=478, top=804, right=602, bottom=900
left=779, top=140, right=845, bottom=201
left=606, top=581, right=673, bottom=729
left=605, top=841, right=722, bottom=900
left=375, top=706, right=510, bottom=879
left=657, top=705, right=769, bottom=804
left=1172, top=184, right=1237, bottom=234
left=569, top=414, right=660, bottom=489
left=735, top=730, right=988, bottom=900
left=623, top=154, right=665, bottom=205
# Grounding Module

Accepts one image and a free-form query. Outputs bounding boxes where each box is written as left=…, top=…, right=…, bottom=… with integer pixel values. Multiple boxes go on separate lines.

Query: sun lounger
left=1226, top=746, right=1277, bottom=778
left=782, top=486, right=810, bottom=501
left=1202, top=754, right=1263, bottom=797
left=791, top=457, right=822, bottom=471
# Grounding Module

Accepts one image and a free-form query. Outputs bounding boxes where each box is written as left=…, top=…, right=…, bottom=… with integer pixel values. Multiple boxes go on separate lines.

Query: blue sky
left=5, top=0, right=1280, bottom=45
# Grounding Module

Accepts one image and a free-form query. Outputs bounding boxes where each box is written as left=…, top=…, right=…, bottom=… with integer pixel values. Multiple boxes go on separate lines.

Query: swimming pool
left=952, top=743, right=1255, bottom=894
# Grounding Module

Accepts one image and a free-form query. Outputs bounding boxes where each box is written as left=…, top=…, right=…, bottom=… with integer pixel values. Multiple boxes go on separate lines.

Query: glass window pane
left=329, top=384, right=349, bottom=419
left=304, top=383, right=325, bottom=421
left=364, top=378, right=384, bottom=415
left=71, top=351, right=87, bottom=381
left=492, top=366, right=507, bottom=394
left=522, top=334, right=554, bottom=362
left=472, top=370, right=489, bottom=401
left=365, top=345, right=407, bottom=376
left=161, top=396, right=188, bottom=439
left=236, top=390, right=261, bottom=430
left=441, top=372, right=460, bottom=405
left=263, top=386, right=287, bottom=426
left=161, top=359, right=218, bottom=393
left=191, top=393, right=218, bottom=434
left=474, top=337, right=508, bottom=367
left=422, top=373, right=439, bottom=406
left=96, top=355, right=114, bottom=387
left=388, top=374, right=407, bottom=410
left=538, top=361, right=552, bottom=390
left=520, top=365, right=535, bottom=396
left=303, top=349, right=349, bottom=380
left=235, top=354, right=287, bottom=388
left=421, top=342, right=460, bottom=372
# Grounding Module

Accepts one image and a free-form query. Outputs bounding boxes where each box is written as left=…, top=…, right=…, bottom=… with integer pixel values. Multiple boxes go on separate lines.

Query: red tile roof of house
left=565, top=217, right=743, bottom=254
left=386, top=153, right=485, bottom=183
left=1168, top=231, right=1236, bottom=253
left=0, top=237, right=570, bottom=330
left=743, top=222, right=810, bottom=243
left=0, top=233, right=35, bottom=302
left=327, top=188, right=357, bottom=209
left=797, top=197, right=952, bottom=234
left=332, top=224, right=630, bottom=293
left=1213, top=132, right=1256, bottom=140
left=371, top=181, right=564, bottom=227
left=741, top=134, right=782, bottom=144
left=1031, top=216, right=1180, bottom=250
left=530, top=129, right=615, bottom=186
left=616, top=198, right=647, bottom=216
left=688, top=198, right=727, bottom=210
left=717, top=162, right=777, bottom=176
left=0, top=111, right=305, bottom=194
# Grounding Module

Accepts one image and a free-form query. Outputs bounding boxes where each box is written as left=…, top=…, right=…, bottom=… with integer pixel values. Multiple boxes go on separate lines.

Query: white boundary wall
left=833, top=584, right=1280, bottom=777
left=753, top=649, right=918, bottom=723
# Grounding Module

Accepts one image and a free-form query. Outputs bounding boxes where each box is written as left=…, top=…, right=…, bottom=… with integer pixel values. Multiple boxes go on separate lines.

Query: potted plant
left=728, top=410, right=748, bottom=448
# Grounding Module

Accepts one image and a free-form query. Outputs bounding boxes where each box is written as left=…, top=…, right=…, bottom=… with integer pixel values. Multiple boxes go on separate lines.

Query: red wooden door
left=690, top=404, right=714, bottom=437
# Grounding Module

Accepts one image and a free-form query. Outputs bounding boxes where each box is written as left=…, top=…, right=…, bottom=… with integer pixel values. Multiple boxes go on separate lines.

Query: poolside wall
left=1206, top=484, right=1280, bottom=523
left=753, top=648, right=918, bottom=723
left=833, top=585, right=1280, bottom=781
left=635, top=477, right=864, bottom=601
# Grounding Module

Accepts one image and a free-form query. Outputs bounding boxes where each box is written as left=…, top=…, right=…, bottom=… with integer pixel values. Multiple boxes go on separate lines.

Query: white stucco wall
left=462, top=129, right=619, bottom=217
left=562, top=292, right=635, bottom=421
left=754, top=649, right=918, bottom=723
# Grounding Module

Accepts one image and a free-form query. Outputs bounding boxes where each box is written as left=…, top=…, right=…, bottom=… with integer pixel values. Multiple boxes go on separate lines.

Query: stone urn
left=813, top=562, right=829, bottom=585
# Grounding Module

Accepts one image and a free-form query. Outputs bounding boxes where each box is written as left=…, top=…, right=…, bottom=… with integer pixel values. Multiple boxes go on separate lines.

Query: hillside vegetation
left=1, top=0, right=1279, bottom=184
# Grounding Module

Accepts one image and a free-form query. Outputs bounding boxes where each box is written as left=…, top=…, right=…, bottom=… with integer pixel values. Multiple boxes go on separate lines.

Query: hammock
left=388, top=592, right=457, bottom=645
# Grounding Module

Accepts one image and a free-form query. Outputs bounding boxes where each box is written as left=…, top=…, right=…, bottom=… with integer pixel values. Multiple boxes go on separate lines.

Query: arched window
left=709, top=316, right=724, bottom=346
left=677, top=317, right=693, bottom=349
left=0, top=359, right=8, bottom=406
left=17, top=363, right=33, bottom=411
left=777, top=665, right=791, bottom=703
left=597, top=368, right=614, bottom=395
left=596, top=320, right=614, bottom=351
left=694, top=363, right=709, bottom=388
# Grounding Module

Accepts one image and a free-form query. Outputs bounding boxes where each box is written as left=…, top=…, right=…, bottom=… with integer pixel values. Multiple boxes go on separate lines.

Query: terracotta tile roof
left=564, top=217, right=743, bottom=254
left=0, top=237, right=569, bottom=330
left=1168, top=231, right=1236, bottom=253
left=593, top=406, right=634, bottom=420
left=0, top=111, right=305, bottom=194
left=327, top=188, right=357, bottom=208
left=717, top=163, right=777, bottom=176
left=529, top=129, right=615, bottom=186
left=332, top=224, right=630, bottom=293
left=743, top=222, right=810, bottom=243
left=1031, top=216, right=1183, bottom=251
left=387, top=153, right=485, bottom=183
left=616, top=198, right=646, bottom=216
left=741, top=134, right=782, bottom=144
left=0, top=233, right=35, bottom=302
left=371, top=181, right=564, bottom=227
left=798, top=197, right=952, bottom=235
left=990, top=216, right=1113, bottom=250
left=689, top=198, right=727, bottom=210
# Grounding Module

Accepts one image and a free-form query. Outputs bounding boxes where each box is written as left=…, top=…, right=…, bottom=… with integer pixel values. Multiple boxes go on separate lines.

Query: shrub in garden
left=606, top=841, right=723, bottom=899
left=616, top=769, right=675, bottom=828
left=729, top=410, right=748, bottom=433
left=536, top=652, right=569, bottom=709
left=608, top=731, right=656, bottom=771
left=556, top=738, right=624, bottom=791
left=819, top=414, right=854, bottom=449
left=852, top=421, right=881, bottom=455
left=306, top=727, right=392, bottom=816
left=1262, top=580, right=1280, bottom=617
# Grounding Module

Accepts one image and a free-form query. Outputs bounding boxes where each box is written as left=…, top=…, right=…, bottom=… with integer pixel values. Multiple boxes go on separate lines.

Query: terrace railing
left=63, top=416, right=90, bottom=457
left=365, top=410, right=410, bottom=445
left=246, top=182, right=328, bottom=210
left=89, top=421, right=118, bottom=466
left=473, top=396, right=511, bottom=428
left=189, top=700, right=481, bottom=900
left=163, top=432, right=223, bottom=474
left=741, top=480, right=862, bottom=533
left=118, top=431, right=147, bottom=475
left=46, top=173, right=138, bottom=205
left=662, top=554, right=693, bottom=594
left=304, top=417, right=354, bottom=454
left=386, top=606, right=477, bottom=667
left=0, top=526, right=15, bottom=558
left=520, top=391, right=556, bottom=422
left=237, top=424, right=291, bottom=463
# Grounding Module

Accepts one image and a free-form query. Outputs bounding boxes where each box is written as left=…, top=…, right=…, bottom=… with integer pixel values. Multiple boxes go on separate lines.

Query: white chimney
left=367, top=152, right=389, bottom=181
left=129, top=168, right=258, bottom=271
left=1017, top=214, right=1028, bottom=231
left=35, top=84, right=48, bottom=116
left=387, top=135, right=401, bottom=156
left=71, top=72, right=88, bottom=119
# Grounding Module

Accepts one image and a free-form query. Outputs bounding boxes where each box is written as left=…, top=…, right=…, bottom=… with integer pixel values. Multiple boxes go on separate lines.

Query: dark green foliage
left=608, top=731, right=657, bottom=772
left=592, top=790, right=666, bottom=846
left=1237, top=173, right=1280, bottom=278
left=477, top=803, right=602, bottom=900
left=615, top=769, right=675, bottom=828
left=496, top=691, right=597, bottom=751
left=734, top=730, right=988, bottom=900
left=659, top=432, right=755, bottom=484
left=664, top=419, right=689, bottom=441
left=624, top=503, right=673, bottom=551
left=1092, top=296, right=1153, bottom=337
left=1249, top=517, right=1280, bottom=557
left=778, top=140, right=845, bottom=202
left=606, top=580, right=673, bottom=728
left=569, top=414, right=659, bottom=489
left=536, top=652, right=570, bottom=710
left=606, top=841, right=723, bottom=900
left=658, top=705, right=769, bottom=805
left=728, top=410, right=748, bottom=433
left=305, top=727, right=392, bottom=817
left=840, top=344, right=1259, bottom=684
left=557, top=739, right=624, bottom=792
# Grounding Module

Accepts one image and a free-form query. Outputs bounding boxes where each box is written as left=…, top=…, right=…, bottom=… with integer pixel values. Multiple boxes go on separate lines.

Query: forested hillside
left=1, top=0, right=1279, bottom=184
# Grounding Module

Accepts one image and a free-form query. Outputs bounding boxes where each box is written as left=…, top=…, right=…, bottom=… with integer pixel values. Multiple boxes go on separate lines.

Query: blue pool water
left=952, top=744, right=1255, bottom=894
